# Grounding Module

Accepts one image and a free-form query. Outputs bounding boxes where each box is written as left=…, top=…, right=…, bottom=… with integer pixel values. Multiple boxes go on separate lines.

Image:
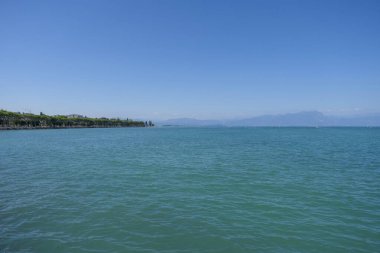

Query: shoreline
left=0, top=126, right=148, bottom=131
left=0, top=109, right=153, bottom=130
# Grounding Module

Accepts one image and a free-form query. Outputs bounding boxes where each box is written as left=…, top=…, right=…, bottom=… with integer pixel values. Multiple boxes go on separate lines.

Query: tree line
left=0, top=109, right=154, bottom=129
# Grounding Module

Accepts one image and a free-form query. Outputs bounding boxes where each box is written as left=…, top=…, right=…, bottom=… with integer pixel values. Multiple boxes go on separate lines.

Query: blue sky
left=1, top=0, right=379, bottom=120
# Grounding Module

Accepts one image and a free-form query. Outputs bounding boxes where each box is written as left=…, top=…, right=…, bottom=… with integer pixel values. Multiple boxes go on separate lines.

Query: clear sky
left=1, top=0, right=379, bottom=120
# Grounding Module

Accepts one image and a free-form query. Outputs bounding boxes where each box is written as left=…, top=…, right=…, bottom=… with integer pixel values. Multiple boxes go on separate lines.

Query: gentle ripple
left=1, top=127, right=380, bottom=252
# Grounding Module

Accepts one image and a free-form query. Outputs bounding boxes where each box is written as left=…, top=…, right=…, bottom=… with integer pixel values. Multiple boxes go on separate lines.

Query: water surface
left=1, top=127, right=379, bottom=252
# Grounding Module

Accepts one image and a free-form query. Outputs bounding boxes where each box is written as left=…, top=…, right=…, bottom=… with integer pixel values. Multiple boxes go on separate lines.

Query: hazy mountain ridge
left=159, top=118, right=222, bottom=126
left=158, top=111, right=380, bottom=127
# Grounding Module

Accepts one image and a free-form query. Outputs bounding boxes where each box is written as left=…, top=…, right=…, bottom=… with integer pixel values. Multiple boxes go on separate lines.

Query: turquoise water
left=1, top=127, right=379, bottom=253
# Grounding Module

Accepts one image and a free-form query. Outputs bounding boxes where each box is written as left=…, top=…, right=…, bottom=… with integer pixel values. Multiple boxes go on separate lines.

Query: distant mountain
left=158, top=111, right=380, bottom=127
left=158, top=118, right=222, bottom=126
left=228, top=111, right=326, bottom=126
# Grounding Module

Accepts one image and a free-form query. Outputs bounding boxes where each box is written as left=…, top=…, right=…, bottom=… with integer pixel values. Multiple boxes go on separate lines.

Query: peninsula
left=0, top=110, right=153, bottom=130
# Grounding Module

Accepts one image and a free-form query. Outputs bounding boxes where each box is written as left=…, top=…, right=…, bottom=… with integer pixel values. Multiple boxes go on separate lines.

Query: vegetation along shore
left=0, top=110, right=153, bottom=130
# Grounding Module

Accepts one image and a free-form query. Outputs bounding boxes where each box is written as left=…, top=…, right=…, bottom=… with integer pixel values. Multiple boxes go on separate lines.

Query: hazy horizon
left=1, top=0, right=379, bottom=120
left=2, top=107, right=380, bottom=122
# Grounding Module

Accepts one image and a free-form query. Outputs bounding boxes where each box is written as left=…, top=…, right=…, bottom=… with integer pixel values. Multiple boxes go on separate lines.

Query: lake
left=1, top=127, right=379, bottom=252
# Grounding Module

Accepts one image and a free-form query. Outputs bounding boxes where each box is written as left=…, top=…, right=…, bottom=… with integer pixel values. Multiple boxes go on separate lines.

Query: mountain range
left=158, top=111, right=380, bottom=127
